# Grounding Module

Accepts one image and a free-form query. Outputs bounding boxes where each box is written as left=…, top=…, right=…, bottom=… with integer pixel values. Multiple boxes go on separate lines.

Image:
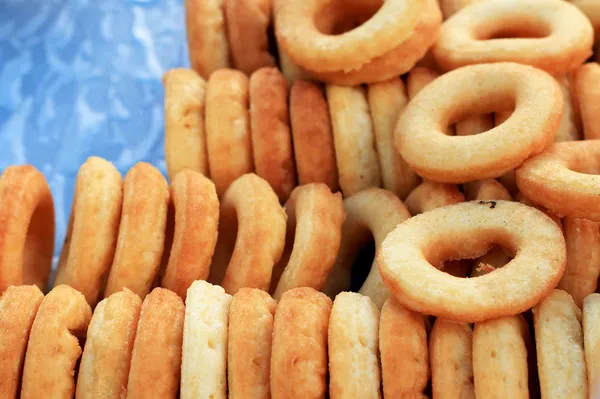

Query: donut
left=379, top=298, right=428, bottom=398
left=0, top=285, right=43, bottom=398
left=0, top=165, right=54, bottom=293
left=209, top=174, right=286, bottom=294
left=396, top=63, right=562, bottom=183
left=432, top=0, right=594, bottom=75
left=584, top=294, right=600, bottom=395
left=407, top=66, right=441, bottom=100
left=464, top=179, right=512, bottom=202
left=309, top=0, right=442, bottom=85
left=205, top=69, right=254, bottom=196
left=569, top=0, right=600, bottom=37
left=455, top=114, right=494, bottom=137
left=378, top=201, right=566, bottom=322
left=515, top=191, right=561, bottom=226
left=555, top=75, right=581, bottom=142
left=329, top=292, right=381, bottom=398
left=249, top=67, right=297, bottom=202
left=127, top=288, right=185, bottom=399
left=367, top=78, right=420, bottom=199
left=271, top=184, right=344, bottom=299
left=572, top=63, right=600, bottom=140
left=438, top=0, right=482, bottom=19
left=53, top=157, right=123, bottom=306
left=228, top=288, right=276, bottom=399
left=326, top=85, right=381, bottom=196
left=430, top=319, right=475, bottom=399
left=534, top=290, right=588, bottom=399
left=270, top=287, right=331, bottom=399
left=181, top=280, right=232, bottom=399
left=163, top=68, right=209, bottom=181
left=76, top=288, right=142, bottom=399
left=161, top=170, right=219, bottom=300
left=405, top=181, right=465, bottom=215
left=557, top=217, right=600, bottom=308
left=290, top=80, right=339, bottom=191
left=473, top=315, right=532, bottom=398
left=105, top=163, right=169, bottom=299
left=185, top=0, right=230, bottom=78
left=322, top=188, right=411, bottom=308
left=21, top=285, right=92, bottom=399
left=224, top=0, right=276, bottom=75
left=274, top=0, right=423, bottom=73
left=277, top=43, right=313, bottom=83
left=516, top=140, right=600, bottom=221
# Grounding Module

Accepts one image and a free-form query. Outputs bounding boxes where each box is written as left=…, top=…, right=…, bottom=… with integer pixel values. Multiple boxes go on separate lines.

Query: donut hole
left=315, top=0, right=382, bottom=35
left=475, top=18, right=552, bottom=40
left=446, top=97, right=516, bottom=136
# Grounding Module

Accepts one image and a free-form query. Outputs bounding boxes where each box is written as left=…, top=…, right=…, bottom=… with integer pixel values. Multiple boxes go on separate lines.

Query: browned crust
left=228, top=288, right=276, bottom=399
left=270, top=287, right=331, bottom=399
left=464, top=179, right=512, bottom=201
left=105, top=163, right=169, bottom=299
left=162, top=170, right=219, bottom=300
left=205, top=69, right=254, bottom=196
left=380, top=298, right=429, bottom=398
left=185, top=0, right=230, bottom=78
left=224, top=0, right=276, bottom=75
left=163, top=68, right=209, bottom=181
left=290, top=80, right=339, bottom=191
left=0, top=165, right=54, bottom=293
left=572, top=62, right=600, bottom=140
left=21, top=285, right=92, bottom=399
left=127, top=288, right=185, bottom=399
left=77, top=289, right=142, bottom=399
left=53, top=157, right=123, bottom=306
left=271, top=184, right=345, bottom=299
left=211, top=174, right=286, bottom=294
left=250, top=67, right=297, bottom=202
left=0, top=285, right=44, bottom=398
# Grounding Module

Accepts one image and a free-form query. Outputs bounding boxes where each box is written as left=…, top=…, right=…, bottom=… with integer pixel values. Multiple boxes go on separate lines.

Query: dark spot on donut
left=478, top=200, right=497, bottom=209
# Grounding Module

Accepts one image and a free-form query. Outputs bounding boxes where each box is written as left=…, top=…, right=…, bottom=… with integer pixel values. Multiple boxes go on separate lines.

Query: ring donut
left=396, top=63, right=562, bottom=183
left=516, top=140, right=600, bottom=221
left=127, top=288, right=185, bottom=399
left=430, top=319, right=475, bottom=398
left=21, top=285, right=92, bottom=399
left=249, top=67, right=297, bottom=202
left=271, top=184, right=344, bottom=299
left=405, top=181, right=465, bottom=215
left=228, top=288, right=276, bottom=399
left=584, top=294, right=600, bottom=394
left=270, top=287, right=331, bottom=399
left=208, top=173, right=286, bottom=295
left=407, top=66, right=440, bottom=100
left=224, top=0, right=276, bottom=75
left=163, top=68, right=209, bottom=182
left=274, top=0, right=423, bottom=73
left=53, top=157, right=123, bottom=306
left=290, top=80, right=339, bottom=191
left=309, top=0, right=442, bottom=85
left=205, top=69, right=254, bottom=197
left=181, top=280, right=232, bottom=399
left=105, top=163, right=169, bottom=299
left=555, top=75, right=581, bottom=142
left=572, top=63, right=600, bottom=140
left=329, top=292, right=381, bottom=398
left=378, top=200, right=566, bottom=322
left=464, top=179, right=512, bottom=202
left=432, top=0, right=594, bottom=75
left=367, top=78, right=419, bottom=199
left=0, top=285, right=43, bottom=398
left=77, top=289, right=142, bottom=399
left=439, top=0, right=481, bottom=19
left=161, top=169, right=219, bottom=300
left=326, top=84, right=381, bottom=196
left=322, top=188, right=411, bottom=308
left=0, top=165, right=54, bottom=293
left=185, top=0, right=230, bottom=78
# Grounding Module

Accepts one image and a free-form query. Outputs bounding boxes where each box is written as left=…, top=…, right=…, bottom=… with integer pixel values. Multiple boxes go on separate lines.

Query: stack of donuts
left=4, top=0, right=600, bottom=397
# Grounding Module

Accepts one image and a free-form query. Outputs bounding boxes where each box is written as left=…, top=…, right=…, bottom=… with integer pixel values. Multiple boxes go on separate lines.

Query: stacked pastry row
left=3, top=280, right=599, bottom=398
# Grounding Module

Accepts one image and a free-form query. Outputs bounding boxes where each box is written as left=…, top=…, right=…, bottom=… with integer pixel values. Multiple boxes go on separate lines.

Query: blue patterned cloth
left=0, top=0, right=188, bottom=260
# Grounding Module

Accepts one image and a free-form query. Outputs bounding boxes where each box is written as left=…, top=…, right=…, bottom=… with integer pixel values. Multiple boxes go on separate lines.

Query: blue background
left=0, top=0, right=187, bottom=261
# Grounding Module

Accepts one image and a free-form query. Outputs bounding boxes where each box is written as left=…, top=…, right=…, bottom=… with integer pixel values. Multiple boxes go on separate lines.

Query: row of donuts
left=185, top=0, right=600, bottom=85
left=3, top=279, right=599, bottom=398
left=163, top=58, right=599, bottom=207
